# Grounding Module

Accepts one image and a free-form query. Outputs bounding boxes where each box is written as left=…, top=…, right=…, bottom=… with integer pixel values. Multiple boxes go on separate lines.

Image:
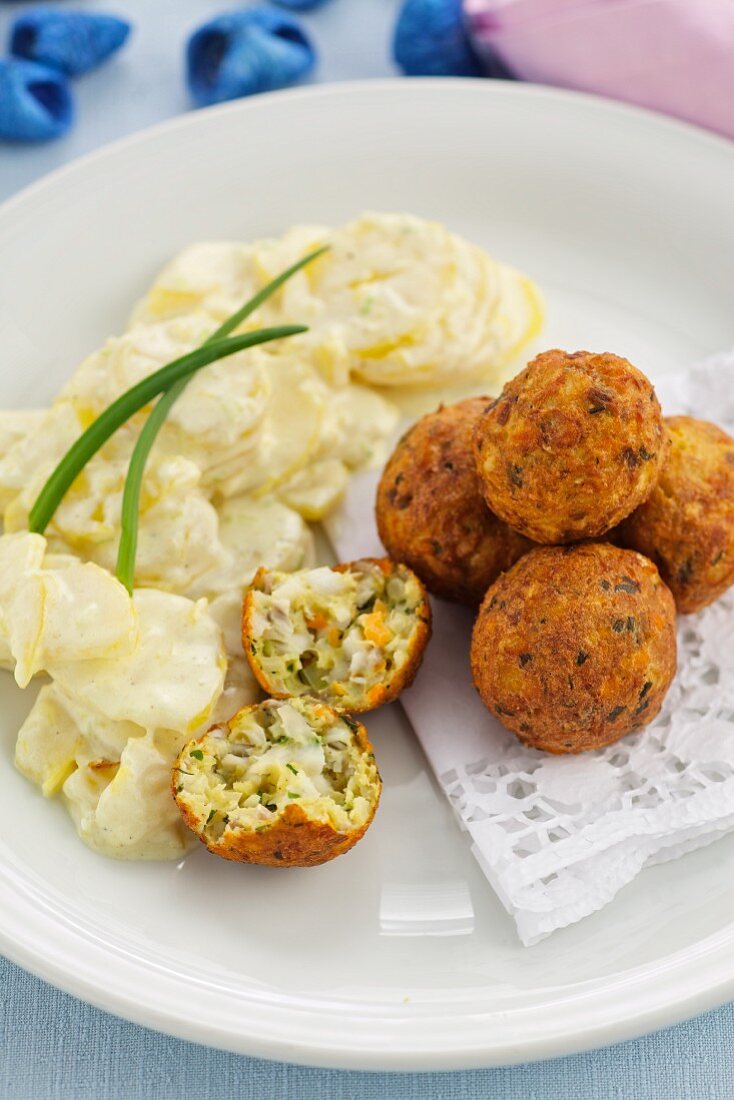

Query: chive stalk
left=115, top=246, right=327, bottom=590
left=27, top=327, right=305, bottom=536
left=114, top=379, right=184, bottom=593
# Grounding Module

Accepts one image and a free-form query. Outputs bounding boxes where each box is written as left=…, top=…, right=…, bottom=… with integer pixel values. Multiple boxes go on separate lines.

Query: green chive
left=286, top=763, right=298, bottom=775
left=114, top=246, right=327, bottom=592
left=287, top=791, right=299, bottom=799
left=190, top=749, right=204, bottom=761
left=28, top=327, right=304, bottom=536
left=206, top=808, right=216, bottom=824
left=115, top=381, right=184, bottom=593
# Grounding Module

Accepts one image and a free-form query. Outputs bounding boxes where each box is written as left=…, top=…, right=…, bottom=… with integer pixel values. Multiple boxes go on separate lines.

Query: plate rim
left=1, top=77, right=733, bottom=1070
left=2, top=77, right=734, bottom=223
left=2, top=865, right=733, bottom=1069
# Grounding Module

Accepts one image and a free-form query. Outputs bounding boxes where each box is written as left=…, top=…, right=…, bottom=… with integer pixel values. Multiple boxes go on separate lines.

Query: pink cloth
left=465, top=0, right=734, bottom=140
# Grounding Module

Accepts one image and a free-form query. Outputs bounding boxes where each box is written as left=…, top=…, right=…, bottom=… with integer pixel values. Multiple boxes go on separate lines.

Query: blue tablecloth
left=0, top=1, right=731, bottom=1095
left=1, top=954, right=733, bottom=1098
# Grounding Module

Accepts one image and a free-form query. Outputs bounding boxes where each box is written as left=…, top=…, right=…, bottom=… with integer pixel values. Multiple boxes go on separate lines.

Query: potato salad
left=0, top=212, right=541, bottom=860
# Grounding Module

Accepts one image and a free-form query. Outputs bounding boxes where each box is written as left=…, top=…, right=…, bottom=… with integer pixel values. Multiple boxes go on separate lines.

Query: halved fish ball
left=243, top=558, right=431, bottom=712
left=173, top=696, right=381, bottom=867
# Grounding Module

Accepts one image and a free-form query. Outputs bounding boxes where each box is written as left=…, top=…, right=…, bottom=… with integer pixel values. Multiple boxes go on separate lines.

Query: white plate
left=1, top=81, right=733, bottom=1071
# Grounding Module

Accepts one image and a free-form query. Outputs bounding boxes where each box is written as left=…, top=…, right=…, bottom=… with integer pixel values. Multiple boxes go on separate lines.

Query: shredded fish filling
left=245, top=559, right=429, bottom=711
left=175, top=697, right=380, bottom=840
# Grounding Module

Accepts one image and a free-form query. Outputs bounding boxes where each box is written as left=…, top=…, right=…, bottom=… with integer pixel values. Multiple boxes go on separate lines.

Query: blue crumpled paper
left=10, top=7, right=131, bottom=77
left=187, top=7, right=316, bottom=107
left=271, top=0, right=332, bottom=10
left=393, top=0, right=484, bottom=77
left=0, top=56, right=73, bottom=141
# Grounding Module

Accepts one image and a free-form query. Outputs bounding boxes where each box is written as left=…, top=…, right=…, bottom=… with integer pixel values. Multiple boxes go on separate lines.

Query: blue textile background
left=0, top=1, right=731, bottom=1096
left=1, top=956, right=733, bottom=1098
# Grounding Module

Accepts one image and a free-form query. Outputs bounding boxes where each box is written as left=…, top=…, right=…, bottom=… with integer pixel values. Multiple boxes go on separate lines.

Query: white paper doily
left=327, top=351, right=734, bottom=944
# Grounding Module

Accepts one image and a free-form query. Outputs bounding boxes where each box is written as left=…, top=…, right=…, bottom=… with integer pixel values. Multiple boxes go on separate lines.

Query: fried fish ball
left=473, top=350, right=669, bottom=544
left=243, top=558, right=431, bottom=712
left=470, top=543, right=677, bottom=754
left=173, top=697, right=381, bottom=867
left=376, top=398, right=533, bottom=605
left=616, top=416, right=734, bottom=613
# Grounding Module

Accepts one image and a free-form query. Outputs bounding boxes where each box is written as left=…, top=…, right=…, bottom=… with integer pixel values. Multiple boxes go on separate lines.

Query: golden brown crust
left=191, top=801, right=376, bottom=868
left=473, top=350, right=669, bottom=544
left=242, top=558, right=432, bottom=713
left=172, top=703, right=381, bottom=868
left=376, top=398, right=534, bottom=604
left=242, top=565, right=280, bottom=696
left=470, top=543, right=677, bottom=754
left=334, top=558, right=432, bottom=710
left=616, top=416, right=734, bottom=614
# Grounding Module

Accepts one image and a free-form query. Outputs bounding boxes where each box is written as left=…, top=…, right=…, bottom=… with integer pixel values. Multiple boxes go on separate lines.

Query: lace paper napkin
left=326, top=351, right=734, bottom=945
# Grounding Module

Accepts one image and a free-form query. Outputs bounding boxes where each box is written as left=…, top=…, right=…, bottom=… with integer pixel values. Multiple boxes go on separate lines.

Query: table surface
left=0, top=1, right=732, bottom=1096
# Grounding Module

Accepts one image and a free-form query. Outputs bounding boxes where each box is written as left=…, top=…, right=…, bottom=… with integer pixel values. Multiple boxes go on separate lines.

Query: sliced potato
left=16, top=685, right=85, bottom=799
left=9, top=453, right=231, bottom=597
left=323, top=384, right=400, bottom=469
left=15, top=681, right=140, bottom=799
left=128, top=242, right=258, bottom=327
left=0, top=403, right=85, bottom=516
left=0, top=409, right=46, bottom=463
left=186, top=495, right=316, bottom=601
left=289, top=212, right=543, bottom=390
left=0, top=532, right=48, bottom=669
left=217, top=495, right=315, bottom=576
left=64, top=728, right=197, bottom=860
left=58, top=316, right=271, bottom=484
left=491, top=264, right=545, bottom=371
left=243, top=558, right=431, bottom=713
left=9, top=561, right=137, bottom=688
left=60, top=314, right=211, bottom=417
left=16, top=678, right=198, bottom=860
left=48, top=589, right=225, bottom=734
left=204, top=359, right=326, bottom=499
left=276, top=459, right=349, bottom=521
left=173, top=696, right=381, bottom=867
left=78, top=457, right=230, bottom=595
left=0, top=531, right=45, bottom=603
